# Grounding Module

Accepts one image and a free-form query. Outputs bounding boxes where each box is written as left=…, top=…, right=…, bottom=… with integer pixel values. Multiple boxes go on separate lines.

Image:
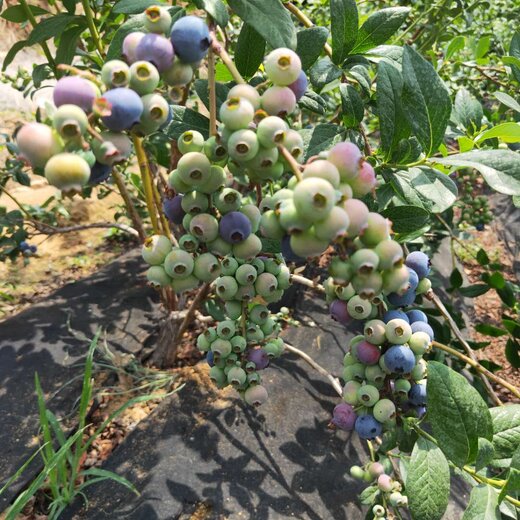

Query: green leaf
left=475, top=36, right=491, bottom=59
left=330, top=0, right=358, bottom=64
left=476, top=123, right=520, bottom=144
left=300, top=124, right=345, bottom=161
left=503, top=56, right=520, bottom=69
left=495, top=92, right=520, bottom=114
left=475, top=438, right=495, bottom=472
left=2, top=40, right=27, bottom=71
left=192, top=0, right=229, bottom=27
left=234, top=23, right=265, bottom=78
left=490, top=405, right=520, bottom=466
left=1, top=4, right=48, bottom=22
left=347, top=64, right=371, bottom=95
left=339, top=84, right=364, bottom=127
left=506, top=339, right=520, bottom=369
left=476, top=248, right=490, bottom=266
left=499, top=459, right=520, bottom=504
left=55, top=24, right=85, bottom=65
left=359, top=485, right=379, bottom=505
left=166, top=106, right=210, bottom=139
left=377, top=61, right=409, bottom=157
left=113, top=0, right=166, bottom=14
left=445, top=35, right=465, bottom=60
left=351, top=7, right=410, bottom=54
left=298, top=91, right=326, bottom=115
left=227, top=0, right=296, bottom=50
left=427, top=361, right=493, bottom=467
left=215, top=62, right=233, bottom=82
left=450, top=268, right=463, bottom=289
left=392, top=166, right=458, bottom=213
left=193, top=79, right=230, bottom=115
left=32, top=63, right=52, bottom=88
left=474, top=323, right=508, bottom=337
left=452, top=88, right=483, bottom=131
left=406, top=438, right=450, bottom=520
left=509, top=31, right=520, bottom=83
left=431, top=150, right=520, bottom=196
left=401, top=46, right=452, bottom=156
left=296, top=26, right=329, bottom=71
left=381, top=205, right=430, bottom=233
left=79, top=467, right=139, bottom=495
left=27, top=14, right=85, bottom=44
left=458, top=284, right=489, bottom=297
left=462, top=485, right=500, bottom=520
left=309, top=57, right=342, bottom=90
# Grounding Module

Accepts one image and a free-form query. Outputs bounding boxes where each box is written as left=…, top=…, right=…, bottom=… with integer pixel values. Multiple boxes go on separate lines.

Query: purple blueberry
left=29, top=245, right=37, bottom=253
left=101, top=88, right=143, bottom=131
left=409, top=383, right=427, bottom=406
left=387, top=288, right=416, bottom=307
left=206, top=351, right=215, bottom=367
left=405, top=251, right=431, bottom=279
left=408, top=267, right=419, bottom=291
left=330, top=299, right=351, bottom=325
left=383, top=310, right=409, bottom=324
left=219, top=211, right=252, bottom=244
left=53, top=76, right=97, bottom=112
left=355, top=414, right=383, bottom=440
left=406, top=309, right=428, bottom=324
left=332, top=403, right=357, bottom=431
left=89, top=161, right=112, bottom=184
left=135, top=33, right=174, bottom=72
left=356, top=341, right=381, bottom=365
left=384, top=345, right=416, bottom=374
left=247, top=348, right=270, bottom=370
left=288, top=70, right=308, bottom=101
left=163, top=195, right=185, bottom=224
left=411, top=321, right=434, bottom=341
left=170, top=15, right=211, bottom=64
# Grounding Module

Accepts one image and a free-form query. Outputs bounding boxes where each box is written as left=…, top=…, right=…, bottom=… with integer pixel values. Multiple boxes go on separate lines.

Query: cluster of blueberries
left=14, top=7, right=211, bottom=191
left=18, top=241, right=37, bottom=256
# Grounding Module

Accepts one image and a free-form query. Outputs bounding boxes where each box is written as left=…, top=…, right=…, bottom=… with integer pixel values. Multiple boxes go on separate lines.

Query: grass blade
left=79, top=467, right=140, bottom=496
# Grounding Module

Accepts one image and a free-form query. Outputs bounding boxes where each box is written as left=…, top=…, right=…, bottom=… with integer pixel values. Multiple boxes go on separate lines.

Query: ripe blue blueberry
left=89, top=162, right=112, bottom=185
left=407, top=309, right=428, bottom=324
left=288, top=70, right=308, bottom=101
left=170, top=15, right=211, bottom=64
left=383, top=310, right=409, bottom=324
left=163, top=195, right=185, bottom=224
left=384, top=345, right=416, bottom=374
left=405, top=251, right=431, bottom=279
left=411, top=321, right=434, bottom=341
left=409, top=383, right=427, bottom=406
left=135, top=33, right=174, bottom=72
left=219, top=211, right=252, bottom=244
left=101, top=88, right=143, bottom=132
left=387, top=288, right=417, bottom=308
left=355, top=414, right=383, bottom=440
left=407, top=267, right=419, bottom=292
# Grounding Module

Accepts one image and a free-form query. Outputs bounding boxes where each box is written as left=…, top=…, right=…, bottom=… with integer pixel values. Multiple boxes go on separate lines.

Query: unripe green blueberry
left=283, top=129, right=305, bottom=163
left=375, top=239, right=404, bottom=270
left=244, top=384, right=268, bottom=406
left=189, top=213, right=219, bottom=242
left=302, top=160, right=340, bottom=188
left=247, top=372, right=261, bottom=385
left=231, top=335, right=247, bottom=353
left=235, top=263, right=258, bottom=285
left=389, top=492, right=407, bottom=507
left=385, top=319, right=412, bottom=344
left=336, top=284, right=355, bottom=301
left=204, top=327, right=217, bottom=342
left=211, top=338, right=232, bottom=357
left=259, top=211, right=284, bottom=240
left=351, top=249, right=380, bottom=274
left=383, top=264, right=410, bottom=294
left=171, top=274, right=199, bottom=293
left=289, top=229, right=329, bottom=258
left=168, top=169, right=190, bottom=193
left=347, top=295, right=372, bottom=320
left=53, top=104, right=88, bottom=139
left=279, top=200, right=313, bottom=233
left=357, top=385, right=380, bottom=407
left=343, top=199, right=369, bottom=238
left=261, top=86, right=296, bottom=116
left=224, top=301, right=242, bottom=320
left=250, top=304, right=269, bottom=325
left=217, top=320, right=236, bottom=340
left=271, top=188, right=293, bottom=209
left=233, top=234, right=262, bottom=260
left=227, top=84, right=261, bottom=110
left=135, top=93, right=170, bottom=135
left=221, top=256, right=239, bottom=276
left=193, top=253, right=221, bottom=282
left=246, top=324, right=264, bottom=342
left=162, top=58, right=193, bottom=86
left=338, top=183, right=353, bottom=202
left=181, top=190, right=209, bottom=215
left=178, top=130, right=205, bottom=154
left=343, top=363, right=365, bottom=382
left=365, top=365, right=386, bottom=386
left=144, top=5, right=172, bottom=34
left=256, top=116, right=288, bottom=148
left=215, top=275, right=239, bottom=300
left=263, top=341, right=281, bottom=358
left=227, top=129, right=260, bottom=162
left=350, top=465, right=365, bottom=479
left=343, top=380, right=361, bottom=404
left=264, top=48, right=301, bottom=86
left=394, top=378, right=411, bottom=398
left=293, top=177, right=336, bottom=222
left=101, top=60, right=130, bottom=88
left=261, top=317, right=276, bottom=336
left=203, top=136, right=228, bottom=164
left=313, top=206, right=350, bottom=241
left=227, top=366, right=247, bottom=386
left=352, top=272, right=383, bottom=300
left=164, top=248, right=194, bottom=279
left=197, top=332, right=211, bottom=352
left=364, top=319, right=387, bottom=345
left=276, top=265, right=291, bottom=290
left=329, top=258, right=353, bottom=285
left=372, top=504, right=386, bottom=518
left=129, top=61, right=160, bottom=95
left=178, top=152, right=212, bottom=186
left=142, top=234, right=172, bottom=265
left=146, top=265, right=171, bottom=287
left=254, top=272, right=278, bottom=297
left=209, top=365, right=226, bottom=387
left=360, top=213, right=391, bottom=247
left=220, top=97, right=255, bottom=130
left=214, top=188, right=242, bottom=214
left=416, top=277, right=432, bottom=295
left=207, top=237, right=232, bottom=256
left=368, top=462, right=385, bottom=479
left=179, top=234, right=199, bottom=253
left=240, top=204, right=261, bottom=233
left=373, top=398, right=396, bottom=422
left=44, top=153, right=90, bottom=192
left=409, top=331, right=431, bottom=355
left=411, top=359, right=427, bottom=381
left=196, top=165, right=226, bottom=195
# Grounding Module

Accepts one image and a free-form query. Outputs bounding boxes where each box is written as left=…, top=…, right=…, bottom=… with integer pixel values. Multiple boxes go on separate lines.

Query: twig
left=284, top=2, right=333, bottom=58
left=210, top=34, right=246, bottom=84
left=80, top=0, right=104, bottom=56
left=207, top=21, right=218, bottom=136
left=290, top=273, right=325, bottom=293
left=426, top=290, right=503, bottom=405
left=432, top=340, right=519, bottom=400
left=358, top=124, right=372, bottom=156
left=278, top=145, right=303, bottom=182
left=111, top=168, right=146, bottom=241
left=284, top=342, right=343, bottom=397
left=29, top=221, right=139, bottom=237
left=0, top=186, right=32, bottom=218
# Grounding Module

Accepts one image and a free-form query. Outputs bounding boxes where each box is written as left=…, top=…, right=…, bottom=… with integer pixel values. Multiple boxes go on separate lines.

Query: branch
left=210, top=34, right=246, bottom=84
left=290, top=273, right=325, bottom=293
left=207, top=21, right=218, bottom=136
left=29, top=221, right=139, bottom=237
left=426, top=290, right=503, bottom=406
left=278, top=145, right=303, bottom=182
left=284, top=342, right=343, bottom=397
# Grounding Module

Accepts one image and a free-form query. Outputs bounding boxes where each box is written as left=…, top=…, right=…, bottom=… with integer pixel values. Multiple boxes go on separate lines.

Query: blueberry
left=53, top=104, right=88, bottom=139
left=53, top=76, right=98, bottom=112
left=135, top=33, right=174, bottom=72
left=244, top=385, right=268, bottom=406
left=406, top=309, right=428, bottom=324
left=409, top=383, right=427, bottom=405
left=415, top=405, right=427, bottom=418
left=16, top=122, right=63, bottom=169
left=374, top=239, right=404, bottom=270
left=129, top=61, right=160, bottom=95
left=411, top=321, right=434, bottom=341
left=44, top=153, right=91, bottom=192
left=281, top=235, right=305, bottom=263
left=356, top=341, right=381, bottom=365
left=354, top=414, right=383, bottom=440
left=288, top=70, right=308, bottom=101
left=476, top=222, right=485, bottom=231
left=247, top=348, right=270, bottom=370
left=122, top=31, right=145, bottom=63
left=385, top=319, right=412, bottom=345
left=343, top=199, right=369, bottom=238
left=144, top=5, right=172, bottom=34
left=264, top=48, right=301, bottom=86
left=408, top=267, right=419, bottom=291
left=89, top=161, right=112, bottom=185
left=349, top=160, right=376, bottom=197
left=142, top=234, right=172, bottom=265
left=261, top=86, right=296, bottom=116
left=163, top=195, right=185, bottom=224
left=384, top=345, right=416, bottom=374
left=387, top=287, right=416, bottom=307
left=327, top=141, right=362, bottom=182
left=332, top=403, right=357, bottom=431
left=170, top=15, right=211, bottom=63
left=405, top=251, right=431, bottom=279
left=19, top=241, right=29, bottom=251
left=219, top=211, right=252, bottom=244
left=330, top=299, right=351, bottom=325
left=101, top=88, right=143, bottom=132
left=206, top=351, right=215, bottom=367
left=227, top=84, right=261, bottom=110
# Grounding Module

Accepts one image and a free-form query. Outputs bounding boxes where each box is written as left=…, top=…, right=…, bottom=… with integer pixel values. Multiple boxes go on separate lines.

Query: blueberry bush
left=1, top=0, right=520, bottom=518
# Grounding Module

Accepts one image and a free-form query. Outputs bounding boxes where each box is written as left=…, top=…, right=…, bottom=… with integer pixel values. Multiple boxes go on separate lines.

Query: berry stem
left=132, top=135, right=161, bottom=235
left=278, top=145, right=303, bottom=182
left=151, top=176, right=173, bottom=239
left=210, top=34, right=246, bottom=85
left=284, top=342, right=343, bottom=396
left=426, top=290, right=503, bottom=406
left=111, top=167, right=146, bottom=241
left=290, top=273, right=325, bottom=293
left=207, top=20, right=218, bottom=137
left=80, top=0, right=105, bottom=57
left=432, top=340, right=520, bottom=400
left=284, top=2, right=333, bottom=58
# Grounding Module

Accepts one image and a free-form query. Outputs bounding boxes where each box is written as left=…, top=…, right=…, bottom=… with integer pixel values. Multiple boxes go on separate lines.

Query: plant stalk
left=278, top=146, right=303, bottom=182
left=210, top=34, right=246, bottom=84
left=80, top=0, right=104, bottom=56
